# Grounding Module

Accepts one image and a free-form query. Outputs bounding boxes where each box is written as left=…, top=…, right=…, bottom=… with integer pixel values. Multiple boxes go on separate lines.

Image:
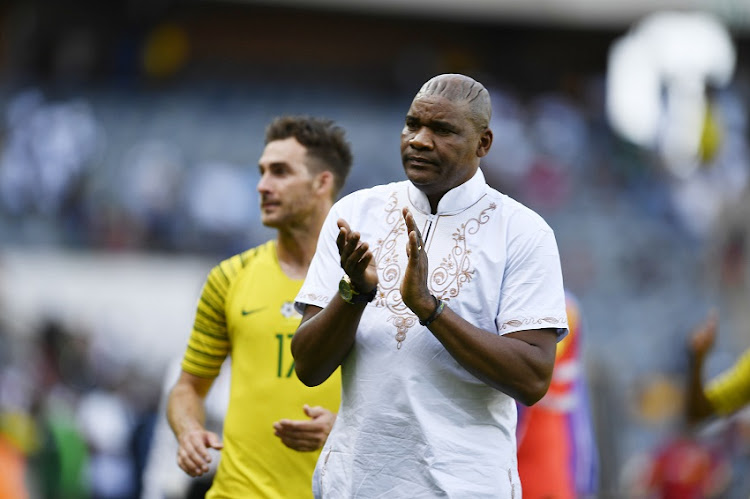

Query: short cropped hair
left=265, top=116, right=353, bottom=197
left=416, top=74, right=491, bottom=132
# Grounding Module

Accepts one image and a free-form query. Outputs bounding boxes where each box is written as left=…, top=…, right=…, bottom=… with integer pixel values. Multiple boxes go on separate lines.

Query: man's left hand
left=273, top=405, right=336, bottom=452
left=401, top=207, right=436, bottom=318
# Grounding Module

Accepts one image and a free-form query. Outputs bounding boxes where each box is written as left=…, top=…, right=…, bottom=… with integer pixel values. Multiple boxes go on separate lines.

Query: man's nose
left=409, top=128, right=433, bottom=149
left=257, top=173, right=271, bottom=193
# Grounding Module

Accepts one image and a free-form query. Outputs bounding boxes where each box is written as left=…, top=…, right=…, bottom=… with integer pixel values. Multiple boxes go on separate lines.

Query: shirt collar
left=407, top=167, right=487, bottom=215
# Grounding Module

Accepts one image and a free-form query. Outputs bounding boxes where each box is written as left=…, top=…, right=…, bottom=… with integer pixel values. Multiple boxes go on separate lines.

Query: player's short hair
left=265, top=116, right=353, bottom=197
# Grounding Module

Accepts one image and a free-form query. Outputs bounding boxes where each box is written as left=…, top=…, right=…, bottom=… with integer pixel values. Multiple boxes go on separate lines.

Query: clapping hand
left=336, top=219, right=378, bottom=294
left=401, top=207, right=436, bottom=316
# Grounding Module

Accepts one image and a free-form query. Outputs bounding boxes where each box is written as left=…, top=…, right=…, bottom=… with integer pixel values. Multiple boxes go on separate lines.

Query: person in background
left=167, top=116, right=353, bottom=498
left=141, top=358, right=229, bottom=498
left=291, top=73, right=568, bottom=497
left=516, top=291, right=599, bottom=499
left=686, top=309, right=750, bottom=425
left=628, top=309, right=743, bottom=499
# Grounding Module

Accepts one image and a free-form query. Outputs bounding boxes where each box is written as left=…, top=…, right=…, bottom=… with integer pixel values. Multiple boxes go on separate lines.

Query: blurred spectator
left=0, top=321, right=35, bottom=499
left=0, top=317, right=163, bottom=499
left=483, top=87, right=534, bottom=195
left=641, top=433, right=731, bottom=499
left=31, top=402, right=90, bottom=499
left=116, top=140, right=186, bottom=251
left=0, top=89, right=100, bottom=217
left=181, top=160, right=260, bottom=254
left=27, top=320, right=93, bottom=499
left=76, top=389, right=136, bottom=499
left=0, top=428, right=29, bottom=498
left=686, top=310, right=750, bottom=426
left=517, top=291, right=599, bottom=499
left=668, top=86, right=749, bottom=241
left=706, top=185, right=750, bottom=351
left=621, top=309, right=750, bottom=498
left=141, top=357, right=230, bottom=499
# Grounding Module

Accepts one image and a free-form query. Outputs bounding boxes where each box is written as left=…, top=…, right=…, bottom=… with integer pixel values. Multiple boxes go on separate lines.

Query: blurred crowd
left=1, top=70, right=748, bottom=497
left=0, top=316, right=158, bottom=498
left=1, top=1, right=750, bottom=497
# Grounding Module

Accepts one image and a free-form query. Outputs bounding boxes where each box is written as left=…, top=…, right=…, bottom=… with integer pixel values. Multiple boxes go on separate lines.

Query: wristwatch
left=339, top=275, right=377, bottom=304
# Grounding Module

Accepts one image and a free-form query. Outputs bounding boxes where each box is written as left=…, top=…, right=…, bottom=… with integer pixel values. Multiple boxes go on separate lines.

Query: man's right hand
left=336, top=218, right=378, bottom=293
left=176, top=427, right=223, bottom=477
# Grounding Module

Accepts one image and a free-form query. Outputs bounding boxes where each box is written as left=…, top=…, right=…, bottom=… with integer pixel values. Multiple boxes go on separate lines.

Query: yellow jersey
left=182, top=240, right=341, bottom=498
left=706, top=347, right=750, bottom=417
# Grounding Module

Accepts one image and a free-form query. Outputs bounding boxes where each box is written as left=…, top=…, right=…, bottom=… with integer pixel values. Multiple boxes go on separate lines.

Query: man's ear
left=314, top=170, right=334, bottom=196
left=476, top=128, right=493, bottom=158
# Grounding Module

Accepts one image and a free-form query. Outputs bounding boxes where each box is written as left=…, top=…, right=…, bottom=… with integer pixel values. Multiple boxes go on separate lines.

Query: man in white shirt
left=291, top=73, right=568, bottom=498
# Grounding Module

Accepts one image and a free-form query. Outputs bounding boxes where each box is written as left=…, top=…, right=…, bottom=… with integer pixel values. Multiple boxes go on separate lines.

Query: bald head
left=415, top=74, right=492, bottom=131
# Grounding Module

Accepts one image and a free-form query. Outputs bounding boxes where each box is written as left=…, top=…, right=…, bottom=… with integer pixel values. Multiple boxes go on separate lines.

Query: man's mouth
left=406, top=155, right=436, bottom=167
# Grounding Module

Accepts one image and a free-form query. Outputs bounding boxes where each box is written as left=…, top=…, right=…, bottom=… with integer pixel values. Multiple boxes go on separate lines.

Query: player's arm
left=686, top=311, right=719, bottom=424
left=688, top=309, right=750, bottom=422
left=167, top=370, right=223, bottom=477
left=685, top=310, right=718, bottom=424
left=292, top=218, right=378, bottom=387
left=401, top=207, right=558, bottom=405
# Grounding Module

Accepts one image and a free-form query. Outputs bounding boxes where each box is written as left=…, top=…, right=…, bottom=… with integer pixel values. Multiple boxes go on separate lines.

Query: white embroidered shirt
left=296, top=168, right=568, bottom=498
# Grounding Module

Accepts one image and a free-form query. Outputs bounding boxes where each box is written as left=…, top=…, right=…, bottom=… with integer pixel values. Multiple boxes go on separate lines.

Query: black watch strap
left=350, top=285, right=377, bottom=304
left=339, top=275, right=377, bottom=304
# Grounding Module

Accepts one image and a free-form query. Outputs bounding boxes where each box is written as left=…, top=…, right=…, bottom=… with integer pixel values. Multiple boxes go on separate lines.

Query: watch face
left=339, top=278, right=354, bottom=302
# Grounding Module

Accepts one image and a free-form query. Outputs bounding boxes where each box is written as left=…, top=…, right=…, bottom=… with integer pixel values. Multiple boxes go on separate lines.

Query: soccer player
left=687, top=309, right=750, bottom=424
left=516, top=291, right=599, bottom=498
left=167, top=116, right=353, bottom=498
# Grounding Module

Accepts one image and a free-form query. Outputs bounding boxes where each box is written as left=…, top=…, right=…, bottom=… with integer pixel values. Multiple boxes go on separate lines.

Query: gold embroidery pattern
left=429, top=203, right=495, bottom=300
left=390, top=315, right=417, bottom=346
left=372, top=194, right=497, bottom=348
left=499, top=316, right=567, bottom=331
left=371, top=192, right=412, bottom=348
left=298, top=292, right=330, bottom=304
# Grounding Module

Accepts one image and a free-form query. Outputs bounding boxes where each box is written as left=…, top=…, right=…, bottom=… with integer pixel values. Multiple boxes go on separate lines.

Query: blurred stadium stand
left=2, top=0, right=750, bottom=497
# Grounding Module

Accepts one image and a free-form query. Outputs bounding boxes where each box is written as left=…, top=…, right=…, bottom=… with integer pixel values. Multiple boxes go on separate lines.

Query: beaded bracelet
left=419, top=297, right=446, bottom=327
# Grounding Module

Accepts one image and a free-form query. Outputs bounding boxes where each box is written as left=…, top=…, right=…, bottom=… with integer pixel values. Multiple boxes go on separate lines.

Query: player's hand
left=273, top=404, right=337, bottom=452
left=401, top=207, right=436, bottom=319
left=176, top=427, right=223, bottom=477
left=336, top=219, right=378, bottom=293
left=689, top=309, right=718, bottom=359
